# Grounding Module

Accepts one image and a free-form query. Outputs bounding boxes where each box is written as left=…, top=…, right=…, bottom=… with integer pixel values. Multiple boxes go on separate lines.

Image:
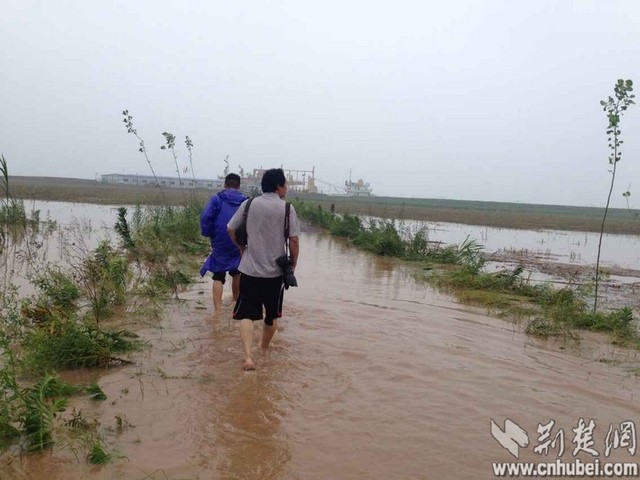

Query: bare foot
left=243, top=358, right=255, bottom=371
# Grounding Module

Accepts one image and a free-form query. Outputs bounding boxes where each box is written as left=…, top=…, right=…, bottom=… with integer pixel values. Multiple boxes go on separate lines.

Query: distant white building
left=345, top=178, right=372, bottom=196
left=100, top=173, right=224, bottom=190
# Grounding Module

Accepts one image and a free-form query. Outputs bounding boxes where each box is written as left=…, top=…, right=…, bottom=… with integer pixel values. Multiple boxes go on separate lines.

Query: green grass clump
left=329, top=213, right=362, bottom=237
left=0, top=333, right=22, bottom=448
left=0, top=372, right=109, bottom=453
left=294, top=202, right=335, bottom=229
left=86, top=383, right=107, bottom=401
left=32, top=266, right=79, bottom=313
left=352, top=219, right=405, bottom=257
left=81, top=241, right=130, bottom=323
left=433, top=265, right=546, bottom=297
left=442, top=266, right=640, bottom=345
left=524, top=317, right=570, bottom=338
left=1, top=332, right=113, bottom=453
left=22, top=375, right=71, bottom=452
left=0, top=200, right=27, bottom=228
left=22, top=320, right=140, bottom=374
left=88, top=441, right=112, bottom=464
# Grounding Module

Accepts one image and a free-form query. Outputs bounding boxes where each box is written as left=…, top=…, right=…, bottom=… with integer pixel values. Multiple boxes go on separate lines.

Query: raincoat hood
left=217, top=189, right=246, bottom=206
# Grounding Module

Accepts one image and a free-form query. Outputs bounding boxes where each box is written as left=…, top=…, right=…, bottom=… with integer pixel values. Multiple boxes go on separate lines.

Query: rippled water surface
left=3, top=203, right=640, bottom=479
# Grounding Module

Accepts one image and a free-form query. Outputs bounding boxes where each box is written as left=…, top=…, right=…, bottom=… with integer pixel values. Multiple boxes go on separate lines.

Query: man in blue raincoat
left=200, top=173, right=248, bottom=314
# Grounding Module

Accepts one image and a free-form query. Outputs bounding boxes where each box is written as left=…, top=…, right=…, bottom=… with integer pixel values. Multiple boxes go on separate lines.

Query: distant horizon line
left=8, top=173, right=629, bottom=211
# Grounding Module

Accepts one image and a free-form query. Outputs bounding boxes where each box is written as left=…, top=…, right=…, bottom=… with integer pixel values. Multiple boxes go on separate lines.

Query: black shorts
left=212, top=270, right=240, bottom=284
left=233, top=274, right=284, bottom=326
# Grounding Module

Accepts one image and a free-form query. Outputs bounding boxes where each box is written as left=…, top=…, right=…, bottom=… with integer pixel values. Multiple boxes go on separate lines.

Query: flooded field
left=3, top=202, right=640, bottom=479
left=4, top=201, right=131, bottom=296
left=18, top=200, right=640, bottom=270
left=375, top=217, right=640, bottom=270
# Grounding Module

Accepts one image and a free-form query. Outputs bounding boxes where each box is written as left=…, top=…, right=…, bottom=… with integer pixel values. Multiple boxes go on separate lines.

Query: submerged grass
left=21, top=320, right=141, bottom=375
left=430, top=263, right=640, bottom=346
left=294, top=199, right=640, bottom=348
left=294, top=200, right=484, bottom=270
left=88, top=440, right=112, bottom=464
left=0, top=345, right=110, bottom=455
left=23, top=375, right=70, bottom=452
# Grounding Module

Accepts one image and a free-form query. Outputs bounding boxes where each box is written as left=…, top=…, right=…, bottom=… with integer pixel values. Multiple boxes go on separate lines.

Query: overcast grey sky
left=2, top=0, right=639, bottom=207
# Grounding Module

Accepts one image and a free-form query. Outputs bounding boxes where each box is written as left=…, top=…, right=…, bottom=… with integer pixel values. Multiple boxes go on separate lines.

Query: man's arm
left=289, top=236, right=299, bottom=271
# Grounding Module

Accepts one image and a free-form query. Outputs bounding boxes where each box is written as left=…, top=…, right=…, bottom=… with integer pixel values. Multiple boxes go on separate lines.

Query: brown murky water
left=3, top=232, right=640, bottom=479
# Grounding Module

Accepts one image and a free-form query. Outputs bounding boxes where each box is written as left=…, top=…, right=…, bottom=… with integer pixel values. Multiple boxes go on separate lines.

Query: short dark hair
left=261, top=168, right=286, bottom=193
left=225, top=173, right=241, bottom=189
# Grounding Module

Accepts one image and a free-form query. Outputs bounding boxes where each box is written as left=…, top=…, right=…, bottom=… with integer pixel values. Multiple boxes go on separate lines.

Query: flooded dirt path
left=5, top=232, right=640, bottom=479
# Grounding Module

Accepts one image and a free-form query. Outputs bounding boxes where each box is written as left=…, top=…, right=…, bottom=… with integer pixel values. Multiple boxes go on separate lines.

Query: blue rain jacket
left=200, top=189, right=247, bottom=276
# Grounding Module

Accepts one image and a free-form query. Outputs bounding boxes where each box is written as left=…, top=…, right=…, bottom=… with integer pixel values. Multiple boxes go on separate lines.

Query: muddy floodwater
left=3, top=202, right=640, bottom=479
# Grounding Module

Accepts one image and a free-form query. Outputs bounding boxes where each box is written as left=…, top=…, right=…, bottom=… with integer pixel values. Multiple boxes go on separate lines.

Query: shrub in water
left=80, top=241, right=129, bottom=323
left=32, top=266, right=79, bottom=313
left=22, top=375, right=69, bottom=452
left=22, top=319, right=140, bottom=374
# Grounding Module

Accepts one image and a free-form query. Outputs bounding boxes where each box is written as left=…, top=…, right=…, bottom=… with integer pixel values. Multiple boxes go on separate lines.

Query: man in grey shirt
left=227, top=168, right=301, bottom=371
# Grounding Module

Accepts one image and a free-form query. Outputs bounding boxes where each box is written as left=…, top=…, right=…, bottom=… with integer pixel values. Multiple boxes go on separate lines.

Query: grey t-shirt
left=228, top=192, right=301, bottom=278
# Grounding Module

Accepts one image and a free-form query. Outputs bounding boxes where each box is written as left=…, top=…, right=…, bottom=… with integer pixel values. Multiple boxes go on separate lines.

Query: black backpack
left=234, top=198, right=254, bottom=247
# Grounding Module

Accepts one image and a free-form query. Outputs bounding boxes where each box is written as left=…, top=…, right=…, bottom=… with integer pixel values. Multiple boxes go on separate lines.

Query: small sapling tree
left=223, top=155, right=230, bottom=177
left=594, top=79, right=635, bottom=313
left=160, top=131, right=183, bottom=188
left=185, top=135, right=196, bottom=184
left=122, top=110, right=165, bottom=201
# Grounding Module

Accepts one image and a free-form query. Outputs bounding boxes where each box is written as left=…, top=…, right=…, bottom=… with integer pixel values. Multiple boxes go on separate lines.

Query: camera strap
left=284, top=202, right=291, bottom=256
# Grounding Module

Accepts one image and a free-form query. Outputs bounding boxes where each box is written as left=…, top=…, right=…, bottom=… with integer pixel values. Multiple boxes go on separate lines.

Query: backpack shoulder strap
left=243, top=197, right=254, bottom=218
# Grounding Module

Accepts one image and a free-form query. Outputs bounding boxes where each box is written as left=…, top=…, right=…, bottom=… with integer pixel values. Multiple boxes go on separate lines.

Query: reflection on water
left=3, top=205, right=640, bottom=479
left=2, top=201, right=127, bottom=297
left=24, top=200, right=127, bottom=229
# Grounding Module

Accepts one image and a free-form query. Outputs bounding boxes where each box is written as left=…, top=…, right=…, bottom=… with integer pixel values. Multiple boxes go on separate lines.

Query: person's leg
left=262, top=277, right=284, bottom=350
left=212, top=280, right=223, bottom=313
left=230, top=271, right=241, bottom=302
left=233, top=274, right=262, bottom=370
left=261, top=319, right=277, bottom=350
left=239, top=319, right=255, bottom=370
left=211, top=272, right=226, bottom=314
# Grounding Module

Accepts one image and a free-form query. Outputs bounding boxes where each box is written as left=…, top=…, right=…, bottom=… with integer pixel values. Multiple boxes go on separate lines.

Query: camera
left=276, top=255, right=298, bottom=289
